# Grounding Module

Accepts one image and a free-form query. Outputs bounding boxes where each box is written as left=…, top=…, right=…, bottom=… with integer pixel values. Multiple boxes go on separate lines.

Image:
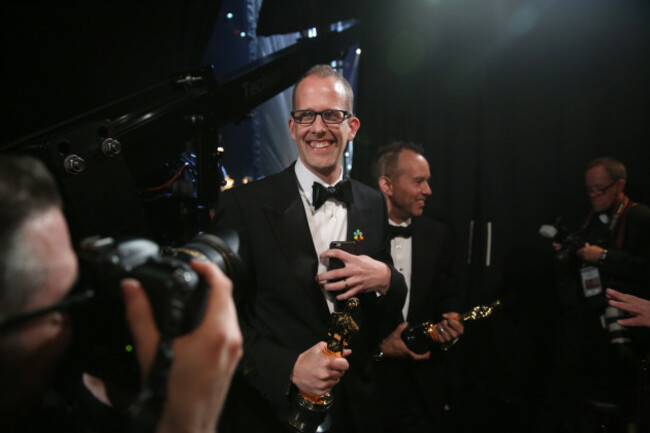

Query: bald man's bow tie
left=312, top=180, right=353, bottom=209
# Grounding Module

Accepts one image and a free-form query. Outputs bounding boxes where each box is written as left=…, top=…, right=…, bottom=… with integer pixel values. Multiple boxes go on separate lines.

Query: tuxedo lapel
left=408, top=218, right=433, bottom=319
left=263, top=168, right=330, bottom=322
left=347, top=182, right=374, bottom=254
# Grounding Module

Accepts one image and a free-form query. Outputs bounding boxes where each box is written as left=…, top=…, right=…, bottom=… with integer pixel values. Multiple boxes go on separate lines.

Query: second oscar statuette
left=401, top=300, right=501, bottom=354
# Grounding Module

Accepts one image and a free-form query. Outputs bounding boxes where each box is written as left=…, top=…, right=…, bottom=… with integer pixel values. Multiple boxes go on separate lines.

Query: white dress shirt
left=389, top=218, right=412, bottom=320
left=295, top=159, right=348, bottom=313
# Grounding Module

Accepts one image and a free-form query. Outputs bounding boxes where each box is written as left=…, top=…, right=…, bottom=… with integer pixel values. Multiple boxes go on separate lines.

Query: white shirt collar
left=294, top=159, right=344, bottom=206
left=389, top=217, right=412, bottom=227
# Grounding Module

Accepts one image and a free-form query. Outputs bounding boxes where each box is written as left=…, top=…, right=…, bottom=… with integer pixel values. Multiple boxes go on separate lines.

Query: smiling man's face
left=380, top=149, right=432, bottom=223
left=289, top=75, right=360, bottom=185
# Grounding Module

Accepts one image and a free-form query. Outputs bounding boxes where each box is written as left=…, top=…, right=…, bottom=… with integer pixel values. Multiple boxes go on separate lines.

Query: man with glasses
left=576, top=157, right=649, bottom=265
left=214, top=64, right=406, bottom=432
left=547, top=156, right=650, bottom=432
left=0, top=155, right=243, bottom=433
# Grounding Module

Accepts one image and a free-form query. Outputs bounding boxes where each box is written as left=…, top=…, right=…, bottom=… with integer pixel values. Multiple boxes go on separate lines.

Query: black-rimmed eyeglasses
left=0, top=289, right=95, bottom=334
left=290, top=109, right=351, bottom=125
left=585, top=179, right=618, bottom=195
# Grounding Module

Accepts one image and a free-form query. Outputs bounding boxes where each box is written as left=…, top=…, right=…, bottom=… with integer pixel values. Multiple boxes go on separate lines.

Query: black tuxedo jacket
left=407, top=215, right=461, bottom=323
left=214, top=163, right=406, bottom=432
left=378, top=215, right=462, bottom=429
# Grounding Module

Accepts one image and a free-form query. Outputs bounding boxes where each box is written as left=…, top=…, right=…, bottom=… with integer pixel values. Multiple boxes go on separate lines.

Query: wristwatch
left=599, top=248, right=608, bottom=265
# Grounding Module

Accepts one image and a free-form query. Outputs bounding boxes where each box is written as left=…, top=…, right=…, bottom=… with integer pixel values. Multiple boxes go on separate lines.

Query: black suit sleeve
left=213, top=188, right=299, bottom=408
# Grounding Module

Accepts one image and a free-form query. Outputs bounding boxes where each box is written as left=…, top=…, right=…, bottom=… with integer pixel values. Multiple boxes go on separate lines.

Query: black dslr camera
left=539, top=217, right=587, bottom=262
left=69, top=226, right=245, bottom=392
left=554, top=230, right=587, bottom=263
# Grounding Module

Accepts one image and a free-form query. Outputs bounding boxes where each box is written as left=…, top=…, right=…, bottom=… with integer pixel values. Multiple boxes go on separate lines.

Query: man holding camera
left=214, top=64, right=407, bottom=433
left=548, top=156, right=650, bottom=431
left=0, top=155, right=243, bottom=432
left=373, top=141, right=464, bottom=432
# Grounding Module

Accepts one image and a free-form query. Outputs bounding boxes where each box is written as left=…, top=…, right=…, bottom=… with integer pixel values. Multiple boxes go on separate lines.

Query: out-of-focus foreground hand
left=122, top=260, right=243, bottom=433
left=606, top=288, right=650, bottom=328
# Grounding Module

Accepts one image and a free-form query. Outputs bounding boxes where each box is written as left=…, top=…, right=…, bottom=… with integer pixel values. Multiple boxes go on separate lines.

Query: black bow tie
left=312, top=180, right=353, bottom=209
left=389, top=224, right=413, bottom=239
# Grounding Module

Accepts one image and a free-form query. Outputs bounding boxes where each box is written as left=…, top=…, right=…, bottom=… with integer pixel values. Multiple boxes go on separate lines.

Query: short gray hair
left=586, top=157, right=627, bottom=181
left=291, top=64, right=355, bottom=112
left=0, top=155, right=62, bottom=318
left=372, top=141, right=426, bottom=184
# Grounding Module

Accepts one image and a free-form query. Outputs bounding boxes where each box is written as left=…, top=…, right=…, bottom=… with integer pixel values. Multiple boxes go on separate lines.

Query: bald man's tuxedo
left=214, top=163, right=406, bottom=433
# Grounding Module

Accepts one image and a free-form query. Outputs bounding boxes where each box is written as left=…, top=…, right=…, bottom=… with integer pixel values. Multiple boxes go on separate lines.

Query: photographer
left=0, top=155, right=242, bottom=433
left=545, top=157, right=650, bottom=432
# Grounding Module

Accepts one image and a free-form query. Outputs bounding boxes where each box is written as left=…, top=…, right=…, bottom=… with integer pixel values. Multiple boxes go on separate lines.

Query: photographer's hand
left=577, top=242, right=604, bottom=264
left=606, top=288, right=650, bottom=328
left=122, top=260, right=243, bottom=433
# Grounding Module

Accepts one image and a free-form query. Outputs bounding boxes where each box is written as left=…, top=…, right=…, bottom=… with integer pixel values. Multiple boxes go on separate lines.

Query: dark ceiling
left=1, top=2, right=222, bottom=145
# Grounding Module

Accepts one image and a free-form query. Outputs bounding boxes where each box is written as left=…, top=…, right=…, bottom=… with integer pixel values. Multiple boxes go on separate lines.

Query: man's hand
left=606, top=288, right=650, bottom=328
left=316, top=249, right=391, bottom=299
left=122, top=260, right=243, bottom=433
left=380, top=322, right=430, bottom=361
left=290, top=342, right=351, bottom=397
left=436, top=313, right=464, bottom=343
left=577, top=242, right=604, bottom=264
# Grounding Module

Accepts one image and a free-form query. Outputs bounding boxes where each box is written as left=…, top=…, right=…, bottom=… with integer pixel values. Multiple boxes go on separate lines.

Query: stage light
left=222, top=175, right=235, bottom=190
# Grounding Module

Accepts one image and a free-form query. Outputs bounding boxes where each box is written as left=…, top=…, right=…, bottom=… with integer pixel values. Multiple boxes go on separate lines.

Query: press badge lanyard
left=580, top=195, right=629, bottom=297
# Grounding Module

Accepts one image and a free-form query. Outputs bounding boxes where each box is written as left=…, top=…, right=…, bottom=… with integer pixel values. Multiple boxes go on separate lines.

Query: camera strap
left=581, top=195, right=635, bottom=248
left=127, top=336, right=175, bottom=433
left=615, top=200, right=638, bottom=249
left=608, top=195, right=629, bottom=232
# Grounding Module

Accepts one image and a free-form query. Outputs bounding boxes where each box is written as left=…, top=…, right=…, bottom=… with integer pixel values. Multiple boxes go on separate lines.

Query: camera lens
left=603, top=306, right=631, bottom=345
left=165, top=225, right=245, bottom=289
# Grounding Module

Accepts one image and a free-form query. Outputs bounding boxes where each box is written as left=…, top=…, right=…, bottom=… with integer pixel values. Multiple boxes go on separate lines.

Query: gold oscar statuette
left=286, top=298, right=360, bottom=433
left=401, top=300, right=501, bottom=354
